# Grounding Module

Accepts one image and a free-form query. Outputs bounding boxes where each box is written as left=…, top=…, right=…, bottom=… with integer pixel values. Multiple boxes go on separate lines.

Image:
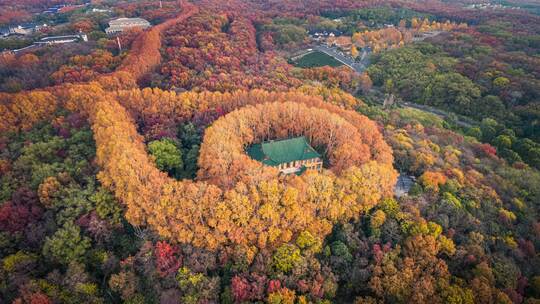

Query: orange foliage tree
left=112, top=87, right=392, bottom=165
left=0, top=0, right=397, bottom=252
left=59, top=84, right=396, bottom=253
left=0, top=2, right=200, bottom=135
left=0, top=90, right=58, bottom=133
left=351, top=18, right=466, bottom=53
left=198, top=102, right=375, bottom=188
left=419, top=171, right=447, bottom=192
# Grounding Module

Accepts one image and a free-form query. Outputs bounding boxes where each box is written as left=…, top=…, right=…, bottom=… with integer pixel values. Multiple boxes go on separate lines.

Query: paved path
left=290, top=50, right=314, bottom=61
left=401, top=101, right=473, bottom=128
left=395, top=174, right=415, bottom=197
left=412, top=31, right=443, bottom=42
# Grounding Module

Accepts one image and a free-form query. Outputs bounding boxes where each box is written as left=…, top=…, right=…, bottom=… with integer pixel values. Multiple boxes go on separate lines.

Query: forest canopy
left=0, top=0, right=539, bottom=303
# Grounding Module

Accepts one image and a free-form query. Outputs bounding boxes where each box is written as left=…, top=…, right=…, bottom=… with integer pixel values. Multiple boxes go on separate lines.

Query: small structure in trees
left=326, top=36, right=353, bottom=52
left=247, top=136, right=322, bottom=175
left=383, top=94, right=396, bottom=108
left=394, top=174, right=415, bottom=197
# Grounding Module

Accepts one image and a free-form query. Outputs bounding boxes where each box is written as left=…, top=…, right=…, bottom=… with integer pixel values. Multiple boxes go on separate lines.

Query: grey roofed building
left=105, top=17, right=151, bottom=35
left=4, top=23, right=48, bottom=36
left=34, top=34, right=88, bottom=45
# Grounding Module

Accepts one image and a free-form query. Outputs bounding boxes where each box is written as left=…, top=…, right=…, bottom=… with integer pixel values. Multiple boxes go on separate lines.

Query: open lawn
left=291, top=51, right=343, bottom=68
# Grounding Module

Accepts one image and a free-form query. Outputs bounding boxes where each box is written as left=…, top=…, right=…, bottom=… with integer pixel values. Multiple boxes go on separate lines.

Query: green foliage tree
left=183, top=145, right=200, bottom=178
left=272, top=24, right=307, bottom=46
left=499, top=148, right=522, bottom=164
left=53, top=181, right=97, bottom=226
left=2, top=251, right=37, bottom=273
left=43, top=222, right=91, bottom=265
left=273, top=244, right=302, bottom=273
left=493, top=135, right=513, bottom=150
left=147, top=138, right=183, bottom=174
left=492, top=77, right=510, bottom=89
left=513, top=138, right=540, bottom=169
left=179, top=123, right=201, bottom=148
left=90, top=187, right=123, bottom=225
left=177, top=123, right=202, bottom=178
left=176, top=267, right=220, bottom=303
left=313, top=19, right=338, bottom=32
left=492, top=256, right=521, bottom=290
left=379, top=198, right=400, bottom=218
left=13, top=136, right=65, bottom=188
left=476, top=95, right=506, bottom=119
left=466, top=127, right=482, bottom=139
left=480, top=118, right=501, bottom=142
left=296, top=231, right=321, bottom=253
left=442, top=285, right=474, bottom=304
left=331, top=241, right=353, bottom=263
left=422, top=72, right=481, bottom=114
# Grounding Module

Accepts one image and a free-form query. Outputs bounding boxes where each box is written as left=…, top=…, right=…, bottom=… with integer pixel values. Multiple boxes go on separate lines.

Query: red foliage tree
left=267, top=279, right=281, bottom=293
left=159, top=12, right=301, bottom=91
left=28, top=293, right=52, bottom=304
left=231, top=275, right=252, bottom=302
left=154, top=241, right=182, bottom=277
left=0, top=188, right=43, bottom=233
left=115, top=2, right=198, bottom=82
left=231, top=274, right=267, bottom=302
left=475, top=143, right=498, bottom=158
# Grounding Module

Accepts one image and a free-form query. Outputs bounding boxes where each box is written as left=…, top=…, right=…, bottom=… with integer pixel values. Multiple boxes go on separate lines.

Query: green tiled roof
left=246, top=136, right=321, bottom=166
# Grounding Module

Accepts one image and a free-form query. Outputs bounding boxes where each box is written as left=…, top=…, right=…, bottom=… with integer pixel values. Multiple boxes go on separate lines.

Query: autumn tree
left=79, top=85, right=396, bottom=251
left=351, top=45, right=359, bottom=58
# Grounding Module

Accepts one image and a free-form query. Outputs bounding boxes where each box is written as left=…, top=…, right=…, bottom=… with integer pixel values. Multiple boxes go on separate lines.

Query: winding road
left=307, top=44, right=474, bottom=129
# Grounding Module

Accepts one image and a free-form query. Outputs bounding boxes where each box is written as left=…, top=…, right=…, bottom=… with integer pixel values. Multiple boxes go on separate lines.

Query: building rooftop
left=247, top=136, right=321, bottom=167
left=106, top=18, right=151, bottom=34
left=109, top=18, right=150, bottom=26
left=328, top=36, right=352, bottom=46
left=39, top=35, right=82, bottom=41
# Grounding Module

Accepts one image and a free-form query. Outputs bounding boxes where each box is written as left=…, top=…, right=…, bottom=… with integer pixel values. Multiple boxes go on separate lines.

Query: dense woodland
left=367, top=22, right=540, bottom=168
left=0, top=0, right=539, bottom=303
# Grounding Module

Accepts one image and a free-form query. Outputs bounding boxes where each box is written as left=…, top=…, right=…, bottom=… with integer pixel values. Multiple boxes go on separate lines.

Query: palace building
left=105, top=18, right=151, bottom=35
left=247, top=136, right=323, bottom=175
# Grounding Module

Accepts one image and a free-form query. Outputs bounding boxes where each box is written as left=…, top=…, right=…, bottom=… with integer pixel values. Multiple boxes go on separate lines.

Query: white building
left=92, top=8, right=112, bottom=13
left=8, top=23, right=48, bottom=36
left=34, top=34, right=88, bottom=45
left=105, top=18, right=151, bottom=35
